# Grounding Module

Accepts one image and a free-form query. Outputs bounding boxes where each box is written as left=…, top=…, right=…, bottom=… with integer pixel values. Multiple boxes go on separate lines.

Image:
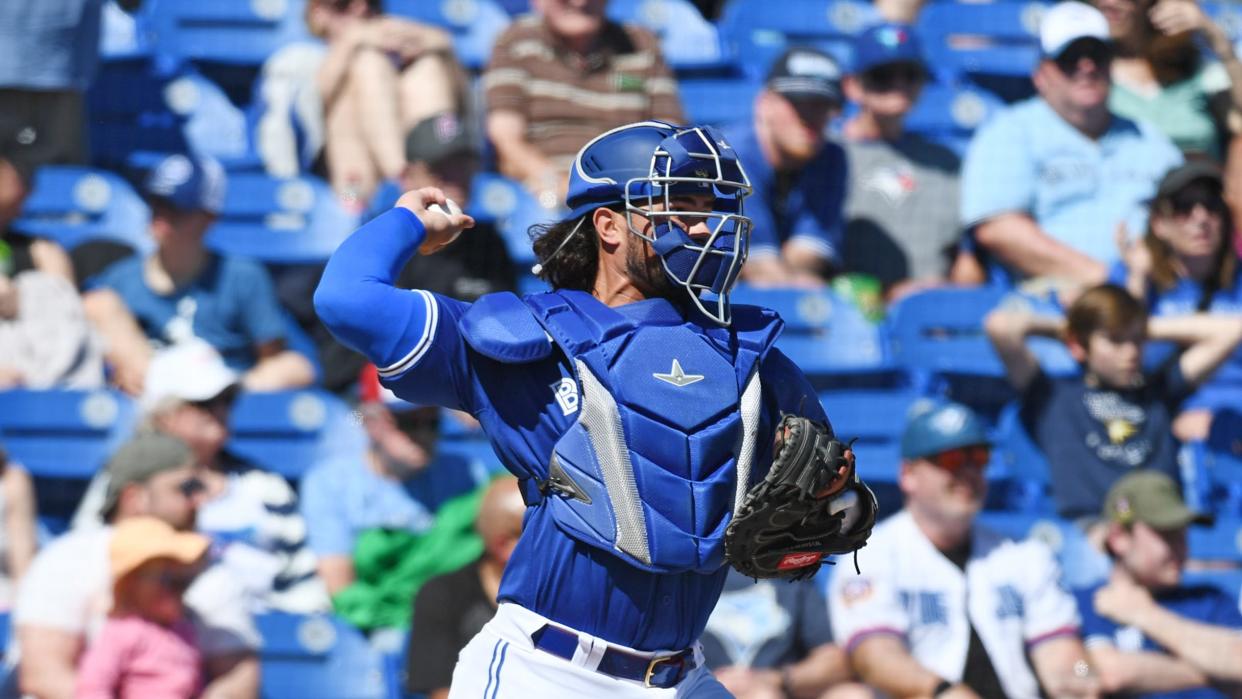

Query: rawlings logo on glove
left=723, top=414, right=878, bottom=581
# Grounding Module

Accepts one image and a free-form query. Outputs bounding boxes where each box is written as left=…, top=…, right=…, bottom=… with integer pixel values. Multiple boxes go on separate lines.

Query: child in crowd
left=985, top=283, right=1242, bottom=522
left=75, top=517, right=210, bottom=699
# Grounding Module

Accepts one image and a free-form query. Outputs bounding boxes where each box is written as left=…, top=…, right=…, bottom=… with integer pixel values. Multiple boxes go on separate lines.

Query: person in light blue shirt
left=83, top=153, right=316, bottom=393
left=960, top=1, right=1182, bottom=290
left=726, top=47, right=848, bottom=287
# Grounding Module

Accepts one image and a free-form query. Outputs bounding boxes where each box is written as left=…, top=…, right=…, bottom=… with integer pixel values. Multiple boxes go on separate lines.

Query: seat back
left=904, top=80, right=1005, bottom=155
left=607, top=0, right=728, bottom=70
left=917, top=1, right=1048, bottom=100
left=140, top=0, right=312, bottom=66
left=717, top=0, right=873, bottom=79
left=256, top=613, right=388, bottom=699
left=206, top=173, right=358, bottom=264
left=0, top=390, right=138, bottom=479
left=227, top=390, right=365, bottom=480
left=12, top=167, right=152, bottom=253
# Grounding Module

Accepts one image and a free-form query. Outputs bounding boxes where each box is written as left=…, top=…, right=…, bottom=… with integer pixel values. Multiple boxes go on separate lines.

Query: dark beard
left=624, top=234, right=676, bottom=300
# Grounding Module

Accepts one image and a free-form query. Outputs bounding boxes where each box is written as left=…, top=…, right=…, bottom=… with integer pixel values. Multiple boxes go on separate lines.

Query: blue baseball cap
left=140, top=153, right=227, bottom=214
left=901, top=401, right=991, bottom=460
left=852, top=23, right=926, bottom=75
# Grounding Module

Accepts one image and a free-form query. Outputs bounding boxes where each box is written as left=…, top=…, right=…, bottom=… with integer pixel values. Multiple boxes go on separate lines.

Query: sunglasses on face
left=1168, top=182, right=1227, bottom=217
left=1053, top=40, right=1113, bottom=77
left=860, top=63, right=926, bottom=92
left=177, top=476, right=205, bottom=498
left=927, top=445, right=991, bottom=472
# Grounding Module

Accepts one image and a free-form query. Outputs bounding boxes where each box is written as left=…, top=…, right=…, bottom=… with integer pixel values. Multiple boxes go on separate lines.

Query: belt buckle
left=643, top=653, right=682, bottom=688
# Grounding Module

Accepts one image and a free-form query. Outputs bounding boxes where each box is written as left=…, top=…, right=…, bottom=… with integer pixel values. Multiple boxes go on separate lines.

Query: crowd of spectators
left=1, top=0, right=1242, bottom=697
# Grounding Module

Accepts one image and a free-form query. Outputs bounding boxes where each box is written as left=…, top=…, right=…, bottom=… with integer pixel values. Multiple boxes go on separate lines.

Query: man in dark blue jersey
left=314, top=121, right=872, bottom=696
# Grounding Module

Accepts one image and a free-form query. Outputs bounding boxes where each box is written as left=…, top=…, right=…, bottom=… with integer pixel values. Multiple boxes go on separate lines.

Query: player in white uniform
left=829, top=402, right=1098, bottom=699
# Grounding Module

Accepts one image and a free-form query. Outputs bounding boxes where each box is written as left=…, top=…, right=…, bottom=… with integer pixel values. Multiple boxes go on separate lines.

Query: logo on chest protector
left=551, top=377, right=579, bottom=416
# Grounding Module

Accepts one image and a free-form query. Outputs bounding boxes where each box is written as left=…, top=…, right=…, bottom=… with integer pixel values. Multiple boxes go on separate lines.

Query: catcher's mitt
left=724, top=414, right=878, bottom=580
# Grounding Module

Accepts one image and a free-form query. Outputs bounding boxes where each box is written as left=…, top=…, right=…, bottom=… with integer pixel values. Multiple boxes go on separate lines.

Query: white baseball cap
left=1039, top=1, right=1110, bottom=58
left=142, top=339, right=239, bottom=413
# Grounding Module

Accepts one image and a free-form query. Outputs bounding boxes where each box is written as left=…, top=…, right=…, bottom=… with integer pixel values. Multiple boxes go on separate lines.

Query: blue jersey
left=314, top=209, right=828, bottom=651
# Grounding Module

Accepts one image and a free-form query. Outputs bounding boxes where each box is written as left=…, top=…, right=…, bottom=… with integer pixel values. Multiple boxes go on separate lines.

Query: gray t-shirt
left=843, top=134, right=962, bottom=288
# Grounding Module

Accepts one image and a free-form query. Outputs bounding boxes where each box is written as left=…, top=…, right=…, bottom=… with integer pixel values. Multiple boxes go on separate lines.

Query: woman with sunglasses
left=1115, top=162, right=1242, bottom=440
left=1093, top=0, right=1242, bottom=163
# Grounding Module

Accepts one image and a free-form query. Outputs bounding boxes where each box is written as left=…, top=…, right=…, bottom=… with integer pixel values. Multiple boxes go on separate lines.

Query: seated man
left=829, top=402, right=1096, bottom=699
left=701, top=567, right=858, bottom=699
left=1078, top=471, right=1242, bottom=697
left=960, top=1, right=1182, bottom=291
left=840, top=24, right=969, bottom=301
left=484, top=0, right=684, bottom=207
left=15, top=433, right=260, bottom=699
left=82, top=153, right=315, bottom=395
left=405, top=476, right=525, bottom=699
left=985, top=284, right=1242, bottom=521
left=725, top=47, right=847, bottom=286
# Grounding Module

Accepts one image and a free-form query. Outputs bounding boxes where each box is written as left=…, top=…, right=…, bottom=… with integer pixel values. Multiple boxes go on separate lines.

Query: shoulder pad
left=729, top=303, right=784, bottom=347
left=458, top=292, right=553, bottom=363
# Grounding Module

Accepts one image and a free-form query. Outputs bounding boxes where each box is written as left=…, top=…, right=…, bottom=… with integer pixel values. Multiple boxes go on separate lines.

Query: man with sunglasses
left=15, top=433, right=261, bottom=699
left=725, top=47, right=848, bottom=287
left=830, top=402, right=1096, bottom=699
left=961, top=1, right=1182, bottom=292
left=840, top=23, right=970, bottom=302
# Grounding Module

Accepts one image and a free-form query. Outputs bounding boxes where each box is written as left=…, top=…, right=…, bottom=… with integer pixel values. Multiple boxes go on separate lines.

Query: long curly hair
left=529, top=210, right=608, bottom=292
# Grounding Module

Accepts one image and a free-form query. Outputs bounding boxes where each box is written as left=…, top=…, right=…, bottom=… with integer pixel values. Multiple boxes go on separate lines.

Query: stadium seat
left=975, top=511, right=1109, bottom=588
left=607, top=0, right=729, bottom=70
left=917, top=1, right=1049, bottom=100
left=1182, top=569, right=1242, bottom=612
left=384, top=0, right=511, bottom=70
left=676, top=74, right=760, bottom=127
left=717, top=0, right=875, bottom=80
left=904, top=80, right=1006, bottom=155
left=205, top=173, right=359, bottom=264
left=12, top=166, right=152, bottom=253
left=256, top=613, right=388, bottom=699
left=1202, top=2, right=1242, bottom=42
left=227, top=390, right=365, bottom=480
left=992, top=401, right=1055, bottom=513
left=139, top=0, right=312, bottom=67
left=0, top=390, right=138, bottom=479
left=1189, top=516, right=1242, bottom=564
left=468, top=173, right=560, bottom=266
left=730, top=286, right=890, bottom=377
left=1200, top=409, right=1242, bottom=515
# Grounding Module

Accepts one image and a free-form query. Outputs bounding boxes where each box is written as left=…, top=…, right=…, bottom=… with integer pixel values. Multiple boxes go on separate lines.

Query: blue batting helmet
left=562, top=121, right=752, bottom=326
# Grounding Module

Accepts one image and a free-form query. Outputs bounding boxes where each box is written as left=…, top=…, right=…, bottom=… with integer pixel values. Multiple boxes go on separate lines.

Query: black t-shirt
left=1022, top=361, right=1193, bottom=520
left=70, top=238, right=136, bottom=290
left=943, top=540, right=1007, bottom=699
left=405, top=558, right=496, bottom=694
left=394, top=220, right=517, bottom=302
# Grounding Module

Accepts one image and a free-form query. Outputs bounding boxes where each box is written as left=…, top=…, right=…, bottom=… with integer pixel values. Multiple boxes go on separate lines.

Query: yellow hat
left=110, top=517, right=210, bottom=585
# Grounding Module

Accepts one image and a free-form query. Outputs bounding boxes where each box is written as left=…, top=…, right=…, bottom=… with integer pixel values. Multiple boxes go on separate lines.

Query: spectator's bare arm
left=783, top=642, right=854, bottom=699
left=316, top=555, right=355, bottom=597
left=201, top=651, right=260, bottom=699
left=1028, top=636, right=1098, bottom=699
left=81, top=288, right=152, bottom=396
left=29, top=239, right=74, bottom=286
left=486, top=110, right=559, bottom=194
left=984, top=309, right=1059, bottom=392
left=17, top=625, right=82, bottom=699
left=974, top=214, right=1108, bottom=285
left=1147, top=314, right=1242, bottom=387
left=242, top=339, right=315, bottom=391
left=850, top=634, right=970, bottom=699
left=3, top=465, right=37, bottom=582
left=1087, top=644, right=1207, bottom=695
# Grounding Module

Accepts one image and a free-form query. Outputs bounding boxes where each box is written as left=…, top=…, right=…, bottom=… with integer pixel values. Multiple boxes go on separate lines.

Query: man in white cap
left=960, top=1, right=1182, bottom=293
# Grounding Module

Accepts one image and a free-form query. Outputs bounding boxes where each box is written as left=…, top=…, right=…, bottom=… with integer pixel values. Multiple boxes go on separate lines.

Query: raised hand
left=395, top=187, right=475, bottom=255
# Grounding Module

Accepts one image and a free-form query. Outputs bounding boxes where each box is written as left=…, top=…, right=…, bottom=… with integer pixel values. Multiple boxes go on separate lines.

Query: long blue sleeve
left=313, top=207, right=432, bottom=369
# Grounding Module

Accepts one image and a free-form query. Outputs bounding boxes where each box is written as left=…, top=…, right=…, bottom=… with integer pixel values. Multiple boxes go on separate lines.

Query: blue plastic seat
left=1203, top=410, right=1242, bottom=515
left=227, top=390, right=365, bottom=480
left=0, top=390, right=138, bottom=479
left=139, top=0, right=312, bottom=67
left=607, top=0, right=729, bottom=70
left=256, top=613, right=389, bottom=699
left=383, top=0, right=511, bottom=69
left=717, top=0, right=874, bottom=79
left=904, top=80, right=1005, bottom=155
left=12, top=167, right=152, bottom=253
left=1189, top=516, right=1242, bottom=563
left=730, top=286, right=890, bottom=377
left=975, top=510, right=1109, bottom=587
left=917, top=2, right=1049, bottom=81
left=468, top=173, right=560, bottom=266
left=1181, top=569, right=1242, bottom=610
left=205, top=173, right=359, bottom=264
left=676, top=75, right=760, bottom=127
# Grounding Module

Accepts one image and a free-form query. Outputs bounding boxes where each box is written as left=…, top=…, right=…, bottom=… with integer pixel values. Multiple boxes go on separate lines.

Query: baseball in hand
left=427, top=198, right=462, bottom=219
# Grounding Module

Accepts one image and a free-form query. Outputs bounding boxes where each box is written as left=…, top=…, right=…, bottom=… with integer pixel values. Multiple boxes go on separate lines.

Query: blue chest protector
left=460, top=290, right=783, bottom=574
